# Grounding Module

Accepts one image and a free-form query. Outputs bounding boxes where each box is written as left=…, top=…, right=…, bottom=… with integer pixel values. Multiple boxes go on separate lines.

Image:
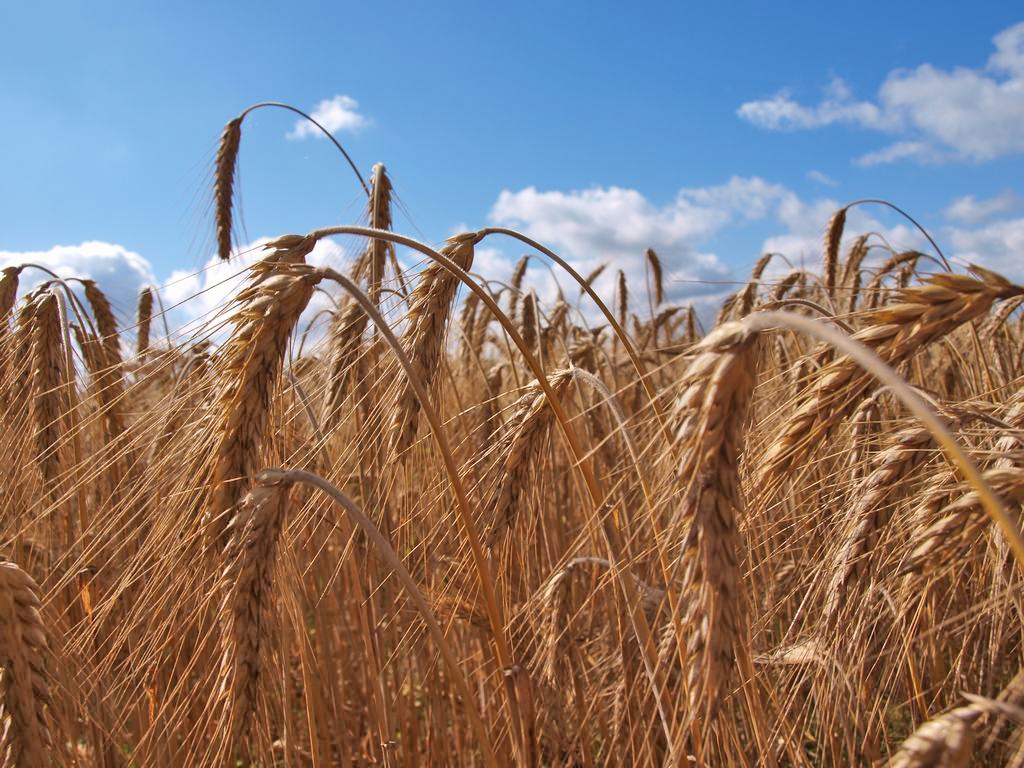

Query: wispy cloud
left=738, top=77, right=896, bottom=132
left=855, top=141, right=948, bottom=167
left=287, top=95, right=369, bottom=140
left=944, top=190, right=1020, bottom=224
left=806, top=170, right=838, bottom=187
left=738, top=22, right=1024, bottom=164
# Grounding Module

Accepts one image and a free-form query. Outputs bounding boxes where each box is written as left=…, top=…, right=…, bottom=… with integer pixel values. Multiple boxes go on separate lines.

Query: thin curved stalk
left=476, top=227, right=671, bottom=439
left=757, top=298, right=856, bottom=333
left=316, top=268, right=526, bottom=764
left=311, top=226, right=676, bottom=754
left=238, top=101, right=369, bottom=196
left=254, top=467, right=498, bottom=768
left=845, top=198, right=951, bottom=271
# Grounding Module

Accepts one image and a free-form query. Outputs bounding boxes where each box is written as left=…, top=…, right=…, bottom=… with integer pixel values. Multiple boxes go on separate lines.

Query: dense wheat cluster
left=2, top=110, right=1024, bottom=767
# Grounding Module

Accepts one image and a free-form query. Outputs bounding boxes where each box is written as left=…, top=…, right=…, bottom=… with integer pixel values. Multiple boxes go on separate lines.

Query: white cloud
left=855, top=141, right=948, bottom=167
left=0, top=237, right=360, bottom=352
left=990, top=22, right=1024, bottom=76
left=946, top=217, right=1024, bottom=279
left=806, top=170, right=838, bottom=187
left=287, top=95, right=368, bottom=140
left=484, top=176, right=957, bottom=318
left=944, top=190, right=1020, bottom=224
left=737, top=77, right=896, bottom=131
left=738, top=22, right=1024, bottom=163
left=487, top=178, right=792, bottom=311
left=0, top=241, right=157, bottom=321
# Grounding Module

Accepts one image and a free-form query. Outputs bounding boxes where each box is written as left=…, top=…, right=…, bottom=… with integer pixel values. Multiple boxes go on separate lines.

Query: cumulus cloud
left=484, top=178, right=951, bottom=323
left=738, top=22, right=1024, bottom=163
left=0, top=237, right=363, bottom=353
left=946, top=217, right=1024, bottom=279
left=944, top=190, right=1020, bottom=224
left=0, top=241, right=157, bottom=320
left=287, top=95, right=369, bottom=140
left=488, top=178, right=793, bottom=313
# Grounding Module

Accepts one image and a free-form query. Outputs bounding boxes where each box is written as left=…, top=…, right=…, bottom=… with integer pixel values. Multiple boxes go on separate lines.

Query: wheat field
left=1, top=106, right=1023, bottom=767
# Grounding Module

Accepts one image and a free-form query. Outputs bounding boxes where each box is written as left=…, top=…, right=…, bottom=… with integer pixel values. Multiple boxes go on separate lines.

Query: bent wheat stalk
left=252, top=468, right=498, bottom=768
left=762, top=267, right=1024, bottom=482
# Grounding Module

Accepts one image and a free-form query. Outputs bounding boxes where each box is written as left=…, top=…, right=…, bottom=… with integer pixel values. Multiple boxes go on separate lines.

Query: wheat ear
left=23, top=292, right=68, bottom=508
left=389, top=232, right=477, bottom=454
left=646, top=248, right=664, bottom=306
left=823, top=424, right=938, bottom=624
left=899, top=467, right=1024, bottom=576
left=135, top=287, right=153, bottom=358
left=763, top=266, right=1023, bottom=482
left=321, top=297, right=369, bottom=430
left=886, top=695, right=1022, bottom=768
left=669, top=320, right=759, bottom=724
left=218, top=476, right=293, bottom=755
left=823, top=207, right=847, bottom=300
left=207, top=235, right=321, bottom=547
left=215, top=117, right=243, bottom=261
left=481, top=369, right=575, bottom=545
left=353, top=162, right=393, bottom=307
left=0, top=561, right=54, bottom=768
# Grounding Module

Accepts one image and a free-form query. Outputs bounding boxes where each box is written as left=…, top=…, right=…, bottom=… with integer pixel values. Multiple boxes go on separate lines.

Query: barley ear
left=646, top=248, right=664, bottom=306
left=218, top=478, right=294, bottom=756
left=823, top=206, right=847, bottom=299
left=0, top=561, right=55, bottom=768
left=670, top=320, right=760, bottom=725
left=136, top=287, right=154, bottom=358
left=215, top=116, right=243, bottom=261
left=206, top=235, right=321, bottom=548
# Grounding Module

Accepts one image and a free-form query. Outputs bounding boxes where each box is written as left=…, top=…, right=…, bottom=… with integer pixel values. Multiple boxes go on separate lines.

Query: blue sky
left=3, top=2, right=1024, bottom=320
